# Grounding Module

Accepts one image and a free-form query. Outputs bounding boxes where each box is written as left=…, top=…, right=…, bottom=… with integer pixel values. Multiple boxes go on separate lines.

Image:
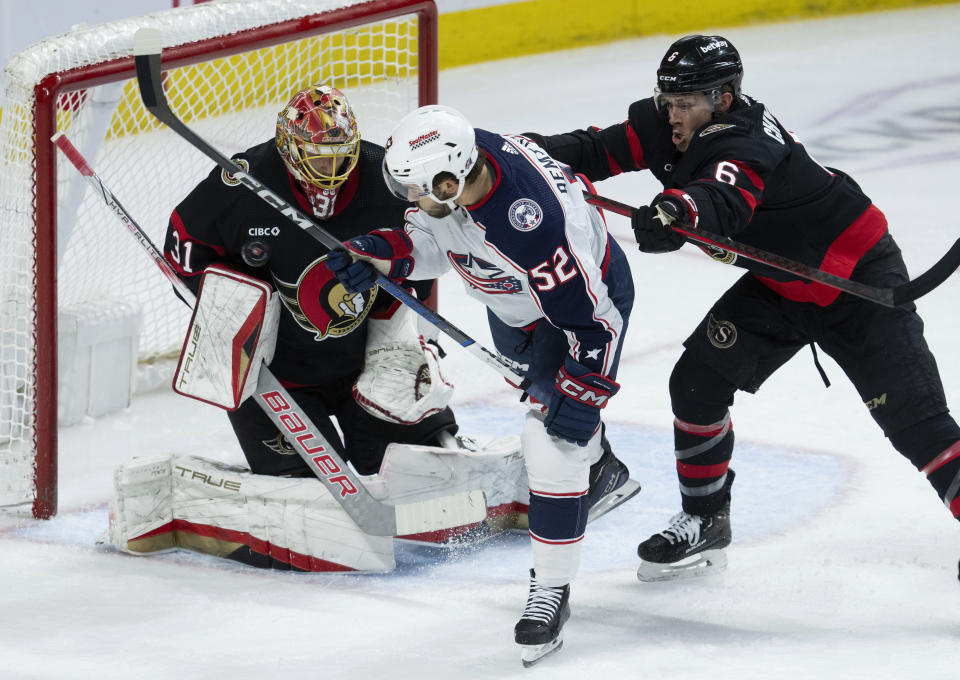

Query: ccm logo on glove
left=556, top=366, right=618, bottom=407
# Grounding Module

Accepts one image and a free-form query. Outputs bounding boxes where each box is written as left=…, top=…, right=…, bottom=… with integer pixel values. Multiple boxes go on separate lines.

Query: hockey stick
left=130, top=29, right=542, bottom=403
left=584, top=192, right=960, bottom=308
left=52, top=131, right=486, bottom=538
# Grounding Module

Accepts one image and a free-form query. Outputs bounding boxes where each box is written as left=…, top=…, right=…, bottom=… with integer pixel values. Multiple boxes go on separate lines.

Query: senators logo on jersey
left=273, top=256, right=377, bottom=340
left=221, top=158, right=250, bottom=186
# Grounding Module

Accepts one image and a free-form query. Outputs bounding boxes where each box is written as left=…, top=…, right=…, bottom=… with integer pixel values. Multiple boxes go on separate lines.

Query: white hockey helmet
left=382, top=105, right=479, bottom=206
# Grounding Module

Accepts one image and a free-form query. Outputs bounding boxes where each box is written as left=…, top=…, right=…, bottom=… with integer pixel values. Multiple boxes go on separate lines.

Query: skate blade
left=520, top=634, right=564, bottom=667
left=587, top=479, right=642, bottom=523
left=636, top=549, right=728, bottom=582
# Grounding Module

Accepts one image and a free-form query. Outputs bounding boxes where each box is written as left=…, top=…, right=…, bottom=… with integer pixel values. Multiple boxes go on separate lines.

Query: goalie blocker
left=172, top=264, right=279, bottom=410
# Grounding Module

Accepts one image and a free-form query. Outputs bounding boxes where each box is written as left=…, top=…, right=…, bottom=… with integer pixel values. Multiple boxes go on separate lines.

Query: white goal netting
left=0, top=0, right=434, bottom=516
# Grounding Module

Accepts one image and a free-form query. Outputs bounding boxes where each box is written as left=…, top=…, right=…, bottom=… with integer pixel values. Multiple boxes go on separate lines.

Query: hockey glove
left=544, top=356, right=620, bottom=447
left=325, top=229, right=414, bottom=294
left=326, top=248, right=378, bottom=293
left=631, top=191, right=693, bottom=254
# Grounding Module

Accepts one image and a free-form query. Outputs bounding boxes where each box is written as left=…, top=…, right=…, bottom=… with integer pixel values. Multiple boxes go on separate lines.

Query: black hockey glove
left=631, top=193, right=690, bottom=254
left=544, top=356, right=620, bottom=447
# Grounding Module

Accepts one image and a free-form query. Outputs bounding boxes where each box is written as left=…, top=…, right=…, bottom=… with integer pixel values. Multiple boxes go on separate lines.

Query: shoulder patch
left=699, top=123, right=737, bottom=138
left=508, top=198, right=543, bottom=232
left=221, top=158, right=250, bottom=186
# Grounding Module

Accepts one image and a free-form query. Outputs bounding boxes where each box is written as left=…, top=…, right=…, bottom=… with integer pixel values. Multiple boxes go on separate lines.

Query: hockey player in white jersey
left=326, top=105, right=637, bottom=666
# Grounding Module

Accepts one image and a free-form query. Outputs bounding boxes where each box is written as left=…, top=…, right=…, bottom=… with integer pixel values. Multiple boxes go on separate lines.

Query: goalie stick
left=130, top=28, right=544, bottom=402
left=583, top=191, right=960, bottom=308
left=52, top=131, right=486, bottom=538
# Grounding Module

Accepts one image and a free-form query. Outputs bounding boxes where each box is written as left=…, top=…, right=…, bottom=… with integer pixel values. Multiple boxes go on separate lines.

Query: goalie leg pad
left=110, top=454, right=395, bottom=572
left=376, top=435, right=528, bottom=543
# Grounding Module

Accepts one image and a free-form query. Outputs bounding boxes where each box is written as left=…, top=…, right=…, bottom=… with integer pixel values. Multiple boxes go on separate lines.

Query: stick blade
left=133, top=27, right=163, bottom=56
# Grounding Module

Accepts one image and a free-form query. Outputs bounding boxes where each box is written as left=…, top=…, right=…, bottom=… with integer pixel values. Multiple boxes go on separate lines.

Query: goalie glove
left=326, top=229, right=414, bottom=294
left=544, top=356, right=620, bottom=446
left=352, top=306, right=454, bottom=425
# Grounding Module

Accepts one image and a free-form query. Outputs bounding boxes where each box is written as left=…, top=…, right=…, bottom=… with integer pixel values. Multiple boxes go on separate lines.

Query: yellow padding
left=438, top=0, right=956, bottom=69
left=56, top=24, right=420, bottom=139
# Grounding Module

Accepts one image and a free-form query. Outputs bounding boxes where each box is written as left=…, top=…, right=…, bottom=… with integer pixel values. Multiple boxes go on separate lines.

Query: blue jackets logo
left=509, top=198, right=543, bottom=232
left=449, top=253, right=524, bottom=294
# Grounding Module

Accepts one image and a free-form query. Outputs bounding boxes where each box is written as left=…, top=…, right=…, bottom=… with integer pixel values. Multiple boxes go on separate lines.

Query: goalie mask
left=276, top=85, right=360, bottom=191
left=382, top=105, right=479, bottom=206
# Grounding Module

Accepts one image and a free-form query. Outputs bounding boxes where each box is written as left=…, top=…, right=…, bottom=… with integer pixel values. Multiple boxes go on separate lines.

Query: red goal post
left=0, top=0, right=438, bottom=519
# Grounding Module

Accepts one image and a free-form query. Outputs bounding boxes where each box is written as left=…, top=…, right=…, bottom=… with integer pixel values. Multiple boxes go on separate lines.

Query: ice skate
left=636, top=508, right=731, bottom=581
left=514, top=569, right=570, bottom=667
left=586, top=433, right=641, bottom=522
left=637, top=470, right=734, bottom=582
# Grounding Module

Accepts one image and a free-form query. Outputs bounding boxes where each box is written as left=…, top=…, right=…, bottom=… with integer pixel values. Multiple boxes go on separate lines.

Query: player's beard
left=418, top=197, right=452, bottom=218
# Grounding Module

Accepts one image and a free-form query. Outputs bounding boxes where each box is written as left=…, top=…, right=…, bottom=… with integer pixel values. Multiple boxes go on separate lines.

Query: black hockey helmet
left=656, top=35, right=743, bottom=96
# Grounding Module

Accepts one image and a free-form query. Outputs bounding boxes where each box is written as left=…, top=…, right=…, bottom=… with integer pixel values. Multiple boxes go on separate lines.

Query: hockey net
left=0, top=0, right=437, bottom=518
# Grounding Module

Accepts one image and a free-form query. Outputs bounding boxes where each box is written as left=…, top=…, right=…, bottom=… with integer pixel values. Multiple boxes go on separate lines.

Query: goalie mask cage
left=0, top=0, right=437, bottom=518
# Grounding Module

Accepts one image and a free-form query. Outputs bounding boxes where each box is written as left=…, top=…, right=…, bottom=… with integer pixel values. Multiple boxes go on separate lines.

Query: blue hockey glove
left=544, top=357, right=620, bottom=446
left=325, top=229, right=414, bottom=294
left=325, top=248, right=378, bottom=293
left=632, top=190, right=694, bottom=254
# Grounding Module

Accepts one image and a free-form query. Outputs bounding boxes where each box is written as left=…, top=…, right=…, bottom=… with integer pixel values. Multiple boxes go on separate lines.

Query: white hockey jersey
left=404, top=130, right=625, bottom=377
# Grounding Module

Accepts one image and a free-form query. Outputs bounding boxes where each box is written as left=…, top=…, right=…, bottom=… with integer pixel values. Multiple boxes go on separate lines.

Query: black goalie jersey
left=529, top=94, right=892, bottom=307
left=164, top=138, right=414, bottom=387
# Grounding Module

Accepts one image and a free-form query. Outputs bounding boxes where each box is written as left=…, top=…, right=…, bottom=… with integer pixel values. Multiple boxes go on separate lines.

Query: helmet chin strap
left=427, top=145, right=483, bottom=208
left=428, top=177, right=465, bottom=207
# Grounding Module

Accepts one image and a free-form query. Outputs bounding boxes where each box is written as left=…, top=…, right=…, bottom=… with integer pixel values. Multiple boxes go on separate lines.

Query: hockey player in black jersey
left=527, top=35, right=960, bottom=581
left=163, top=86, right=457, bottom=493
